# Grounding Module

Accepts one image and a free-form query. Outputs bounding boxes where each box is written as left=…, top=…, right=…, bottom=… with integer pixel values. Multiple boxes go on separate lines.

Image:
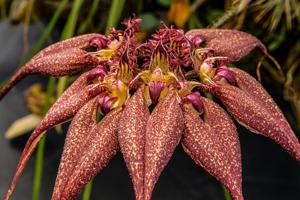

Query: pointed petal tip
left=52, top=109, right=122, bottom=200
left=4, top=129, right=45, bottom=200
left=214, top=84, right=300, bottom=163
left=229, top=188, right=244, bottom=200
left=118, top=87, right=149, bottom=200
left=183, top=101, right=244, bottom=200
left=51, top=99, right=98, bottom=199
left=0, top=67, right=29, bottom=101
left=185, top=29, right=266, bottom=62
left=4, top=74, right=96, bottom=200
left=1, top=33, right=102, bottom=101
left=144, top=90, right=184, bottom=200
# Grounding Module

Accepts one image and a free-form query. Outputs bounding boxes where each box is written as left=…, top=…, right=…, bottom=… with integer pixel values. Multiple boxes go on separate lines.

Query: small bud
left=213, top=66, right=236, bottom=85
left=98, top=92, right=117, bottom=114
left=89, top=35, right=109, bottom=50
left=191, top=35, right=204, bottom=48
left=192, top=48, right=215, bottom=72
left=182, top=92, right=204, bottom=113
left=87, top=65, right=107, bottom=82
left=199, top=57, right=229, bottom=81
left=148, top=81, right=165, bottom=105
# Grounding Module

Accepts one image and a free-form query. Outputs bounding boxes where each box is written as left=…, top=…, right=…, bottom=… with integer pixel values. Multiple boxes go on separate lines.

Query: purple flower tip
left=191, top=35, right=204, bottom=48
left=98, top=92, right=117, bottom=114
left=183, top=92, right=204, bottom=113
left=87, top=65, right=107, bottom=82
left=213, top=66, right=237, bottom=85
left=89, top=35, right=109, bottom=50
left=148, top=81, right=165, bottom=105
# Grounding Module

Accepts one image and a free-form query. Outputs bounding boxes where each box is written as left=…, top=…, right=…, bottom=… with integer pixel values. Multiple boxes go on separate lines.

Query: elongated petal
left=54, top=109, right=122, bottom=200
left=4, top=73, right=97, bottom=200
left=52, top=98, right=97, bottom=199
left=0, top=48, right=99, bottom=100
left=33, top=33, right=102, bottom=60
left=144, top=90, right=184, bottom=200
left=30, top=73, right=97, bottom=136
left=213, top=84, right=300, bottom=162
left=30, top=48, right=100, bottom=75
left=1, top=33, right=101, bottom=99
left=118, top=87, right=150, bottom=200
left=185, top=29, right=270, bottom=61
left=202, top=98, right=243, bottom=199
left=231, top=67, right=286, bottom=119
left=183, top=103, right=243, bottom=200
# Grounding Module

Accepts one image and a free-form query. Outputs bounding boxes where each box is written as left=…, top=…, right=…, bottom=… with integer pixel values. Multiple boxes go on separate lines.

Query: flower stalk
left=223, top=185, right=232, bottom=200
left=32, top=76, right=56, bottom=200
left=32, top=136, right=45, bottom=200
left=82, top=180, right=93, bottom=200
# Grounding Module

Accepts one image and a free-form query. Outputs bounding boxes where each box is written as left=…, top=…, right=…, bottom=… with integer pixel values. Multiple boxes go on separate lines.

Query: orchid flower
left=1, top=18, right=299, bottom=200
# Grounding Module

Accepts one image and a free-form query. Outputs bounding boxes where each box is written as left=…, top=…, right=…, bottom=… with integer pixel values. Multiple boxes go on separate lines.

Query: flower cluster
left=1, top=18, right=299, bottom=200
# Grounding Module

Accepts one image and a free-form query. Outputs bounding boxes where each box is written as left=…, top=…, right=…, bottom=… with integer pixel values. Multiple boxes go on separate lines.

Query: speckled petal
left=33, top=33, right=102, bottom=60
left=183, top=103, right=243, bottom=200
left=52, top=98, right=97, bottom=199
left=144, top=90, right=184, bottom=200
left=56, top=109, right=122, bottom=200
left=31, top=48, right=100, bottom=75
left=0, top=48, right=100, bottom=100
left=185, top=29, right=270, bottom=61
left=118, top=87, right=150, bottom=200
left=231, top=67, right=287, bottom=119
left=29, top=73, right=98, bottom=137
left=202, top=98, right=243, bottom=199
left=4, top=73, right=97, bottom=200
left=213, top=84, right=300, bottom=162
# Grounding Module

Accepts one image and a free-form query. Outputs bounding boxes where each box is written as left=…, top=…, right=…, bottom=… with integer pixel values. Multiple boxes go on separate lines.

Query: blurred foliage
left=250, top=0, right=300, bottom=31
left=168, top=0, right=191, bottom=27
left=4, top=83, right=46, bottom=139
left=0, top=0, right=299, bottom=128
left=4, top=114, right=42, bottom=139
left=25, top=84, right=47, bottom=116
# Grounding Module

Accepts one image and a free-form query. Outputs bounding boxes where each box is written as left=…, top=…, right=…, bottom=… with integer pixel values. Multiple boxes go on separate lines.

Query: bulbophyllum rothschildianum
left=1, top=18, right=299, bottom=200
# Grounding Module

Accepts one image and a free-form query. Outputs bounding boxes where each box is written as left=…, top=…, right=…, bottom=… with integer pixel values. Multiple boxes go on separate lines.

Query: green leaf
left=82, top=180, right=93, bottom=200
left=27, top=0, right=69, bottom=60
left=32, top=136, right=46, bottom=200
left=0, top=0, right=6, bottom=18
left=139, top=13, right=160, bottom=31
left=78, top=0, right=101, bottom=34
left=105, top=0, right=125, bottom=34
left=61, top=0, right=84, bottom=39
left=157, top=0, right=173, bottom=7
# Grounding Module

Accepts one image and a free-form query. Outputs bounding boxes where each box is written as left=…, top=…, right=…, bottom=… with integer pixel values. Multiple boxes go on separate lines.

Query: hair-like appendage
left=2, top=19, right=298, bottom=200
